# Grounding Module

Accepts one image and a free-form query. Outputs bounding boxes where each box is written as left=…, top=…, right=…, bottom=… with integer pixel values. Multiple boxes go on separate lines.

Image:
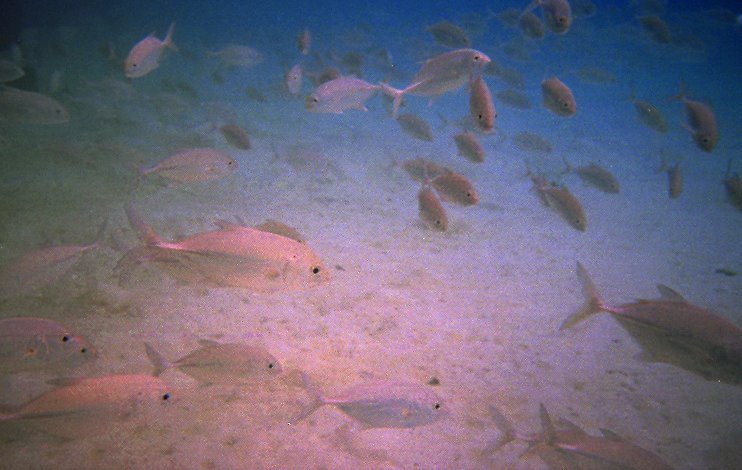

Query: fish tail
left=560, top=261, right=605, bottom=330
left=290, top=372, right=325, bottom=425
left=380, top=82, right=404, bottom=119
left=487, top=406, right=517, bottom=450
left=668, top=79, right=686, bottom=102
left=124, top=204, right=162, bottom=246
left=538, top=403, right=556, bottom=445
left=163, top=22, right=178, bottom=52
left=144, top=343, right=172, bottom=377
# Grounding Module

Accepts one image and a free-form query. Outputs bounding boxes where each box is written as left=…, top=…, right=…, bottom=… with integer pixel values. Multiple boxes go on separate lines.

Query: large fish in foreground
left=488, top=404, right=675, bottom=469
left=119, top=206, right=330, bottom=293
left=562, top=262, right=742, bottom=384
left=0, top=317, right=97, bottom=376
left=381, top=48, right=491, bottom=118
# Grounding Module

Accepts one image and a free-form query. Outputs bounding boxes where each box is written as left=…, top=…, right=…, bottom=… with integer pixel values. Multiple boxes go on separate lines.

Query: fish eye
left=312, top=266, right=320, bottom=274
left=162, top=393, right=171, bottom=401
left=268, top=363, right=274, bottom=369
left=473, top=55, right=480, bottom=61
left=80, top=348, right=87, bottom=354
left=62, top=335, right=70, bottom=342
left=433, top=403, right=441, bottom=410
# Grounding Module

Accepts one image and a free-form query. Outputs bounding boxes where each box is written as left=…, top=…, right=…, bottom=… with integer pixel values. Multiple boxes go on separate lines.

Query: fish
left=402, top=157, right=449, bottom=183
left=667, top=162, right=682, bottom=198
left=671, top=83, right=719, bottom=152
left=432, top=171, right=479, bottom=206
left=298, top=28, right=311, bottom=55
left=573, top=66, right=616, bottom=84
left=524, top=0, right=573, bottom=34
left=124, top=22, right=177, bottom=78
left=253, top=219, right=305, bottom=244
left=207, top=44, right=263, bottom=68
left=639, top=15, right=672, bottom=43
left=541, top=76, right=576, bottom=117
left=139, top=148, right=237, bottom=183
left=418, top=185, right=448, bottom=231
left=380, top=48, right=491, bottom=118
left=305, top=76, right=380, bottom=114
left=0, top=317, right=97, bottom=376
left=0, top=374, right=172, bottom=422
left=145, top=340, right=282, bottom=384
left=489, top=404, right=675, bottom=470
left=0, top=87, right=69, bottom=124
left=453, top=132, right=485, bottom=163
left=219, top=124, right=251, bottom=150
left=426, top=21, right=471, bottom=48
left=285, top=64, right=303, bottom=96
left=563, top=159, right=620, bottom=193
left=518, top=10, right=546, bottom=39
left=295, top=375, right=446, bottom=429
left=484, top=62, right=526, bottom=89
left=630, top=92, right=668, bottom=133
left=396, top=113, right=433, bottom=142
left=530, top=173, right=587, bottom=231
left=561, top=262, right=742, bottom=384
left=0, top=223, right=105, bottom=297
left=119, top=205, right=330, bottom=293
left=0, top=60, right=24, bottom=83
left=723, top=160, right=742, bottom=212
left=514, top=131, right=552, bottom=154
left=245, top=86, right=266, bottom=102
left=469, top=75, right=496, bottom=133
left=495, top=89, right=532, bottom=110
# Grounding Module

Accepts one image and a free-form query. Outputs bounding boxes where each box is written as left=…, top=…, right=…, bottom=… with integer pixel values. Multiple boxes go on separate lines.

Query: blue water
left=1, top=1, right=741, bottom=468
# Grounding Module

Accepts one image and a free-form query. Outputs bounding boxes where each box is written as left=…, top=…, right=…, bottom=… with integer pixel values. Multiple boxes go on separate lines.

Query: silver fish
left=0, top=87, right=69, bottom=124
left=396, top=113, right=433, bottom=141
left=453, top=132, right=485, bottom=163
left=296, top=375, right=446, bottom=428
left=139, top=147, right=237, bottom=183
left=124, top=22, right=177, bottom=78
left=305, top=76, right=380, bottom=114
left=145, top=340, right=281, bottom=384
left=0, top=317, right=97, bottom=375
left=530, top=174, right=586, bottom=231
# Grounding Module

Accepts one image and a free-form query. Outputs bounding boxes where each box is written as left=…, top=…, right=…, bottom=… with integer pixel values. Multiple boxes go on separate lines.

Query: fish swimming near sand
left=454, top=132, right=485, bottom=163
left=0, top=87, right=69, bottom=124
left=402, top=157, right=449, bottom=183
left=219, top=124, right=251, bottom=150
left=630, top=92, right=668, bottom=133
left=145, top=340, right=282, bottom=385
left=469, top=75, right=496, bottom=133
left=563, top=159, right=620, bottom=193
left=119, top=205, right=330, bottom=293
left=0, top=60, right=24, bottom=83
left=418, top=184, right=449, bottom=231
left=295, top=374, right=447, bottom=429
left=0, top=317, right=97, bottom=376
left=541, top=76, right=576, bottom=117
left=396, top=113, right=434, bottom=141
left=207, top=44, right=263, bottom=68
left=489, top=404, right=675, bottom=469
left=381, top=48, right=491, bottom=118
left=670, top=83, right=719, bottom=152
left=305, top=76, right=380, bottom=113
left=124, top=22, right=177, bottom=78
left=530, top=173, right=587, bottom=231
left=562, top=262, right=742, bottom=384
left=432, top=171, right=480, bottom=206
left=138, top=147, right=237, bottom=183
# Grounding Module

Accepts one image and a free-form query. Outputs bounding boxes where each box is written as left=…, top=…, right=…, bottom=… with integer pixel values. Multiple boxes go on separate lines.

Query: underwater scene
left=0, top=0, right=741, bottom=468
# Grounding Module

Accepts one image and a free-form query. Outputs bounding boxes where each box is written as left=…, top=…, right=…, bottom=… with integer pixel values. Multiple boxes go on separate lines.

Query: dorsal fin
left=656, top=284, right=685, bottom=301
left=600, top=428, right=624, bottom=441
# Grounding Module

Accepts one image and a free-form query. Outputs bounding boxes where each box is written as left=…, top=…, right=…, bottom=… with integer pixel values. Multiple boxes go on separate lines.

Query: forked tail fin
left=144, top=343, right=173, bottom=377
left=380, top=82, right=404, bottom=119
left=124, top=204, right=162, bottom=246
left=163, top=22, right=178, bottom=52
left=289, top=372, right=326, bottom=425
left=560, top=261, right=605, bottom=330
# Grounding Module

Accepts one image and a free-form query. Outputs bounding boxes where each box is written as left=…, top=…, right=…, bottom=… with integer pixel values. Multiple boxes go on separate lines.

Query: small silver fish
left=0, top=87, right=69, bottom=124
left=0, top=317, right=97, bottom=375
left=145, top=340, right=282, bottom=384
left=396, top=113, right=433, bottom=142
left=296, top=375, right=447, bottom=428
left=305, top=76, right=380, bottom=114
left=124, top=22, right=177, bottom=78
left=453, top=132, right=485, bottom=163
left=563, top=159, right=620, bottom=193
left=219, top=124, right=251, bottom=150
left=207, top=44, right=263, bottom=68
left=139, top=147, right=237, bottom=182
left=426, top=21, right=471, bottom=48
left=631, top=93, right=668, bottom=133
left=298, top=28, right=311, bottom=55
left=530, top=173, right=587, bottom=231
left=285, top=64, right=303, bottom=96
left=418, top=185, right=448, bottom=231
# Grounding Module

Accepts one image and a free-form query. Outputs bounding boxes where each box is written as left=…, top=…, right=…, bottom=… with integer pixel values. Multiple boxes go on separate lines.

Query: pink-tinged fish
left=469, top=75, right=496, bottom=133
left=518, top=10, right=546, bottom=39
left=530, top=173, right=587, bottom=231
left=418, top=185, right=448, bottom=231
left=285, top=63, right=303, bottom=96
left=119, top=205, right=330, bottom=293
left=524, top=0, right=573, bottom=34
left=541, top=76, right=576, bottom=117
left=563, top=159, right=620, bottom=193
left=298, top=28, right=311, bottom=55
left=139, top=147, right=237, bottom=182
left=295, top=374, right=447, bottom=428
left=0, top=374, right=172, bottom=423
left=402, top=157, right=449, bottom=183
left=305, top=76, right=380, bottom=113
left=0, top=317, right=97, bottom=375
left=562, top=262, right=742, bottom=384
left=432, top=171, right=480, bottom=206
left=454, top=132, right=485, bottom=163
left=396, top=113, right=434, bottom=141
left=145, top=340, right=281, bottom=384
left=380, top=48, right=491, bottom=118
left=219, top=124, right=251, bottom=150
left=124, top=22, right=177, bottom=78
left=0, top=87, right=69, bottom=124
left=0, top=223, right=104, bottom=297
left=207, top=44, right=262, bottom=68
left=489, top=404, right=675, bottom=470
left=426, top=21, right=471, bottom=48
left=671, top=83, right=719, bottom=152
